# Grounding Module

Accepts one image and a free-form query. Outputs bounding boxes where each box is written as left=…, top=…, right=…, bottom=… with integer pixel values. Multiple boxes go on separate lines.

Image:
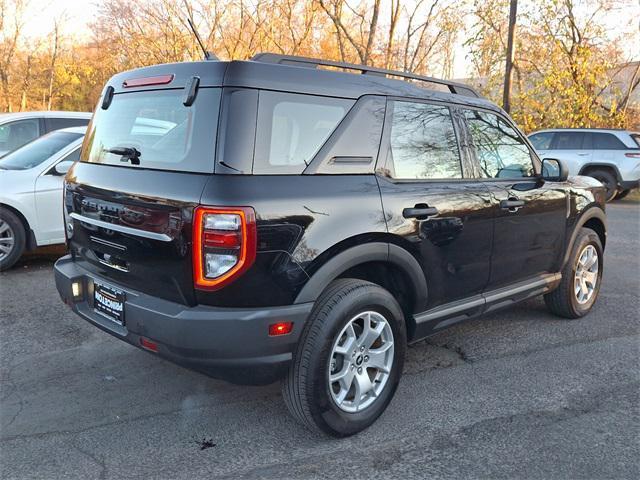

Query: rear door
left=377, top=99, right=494, bottom=313
left=589, top=131, right=629, bottom=166
left=66, top=84, right=223, bottom=306
left=462, top=108, right=567, bottom=291
left=547, top=131, right=591, bottom=176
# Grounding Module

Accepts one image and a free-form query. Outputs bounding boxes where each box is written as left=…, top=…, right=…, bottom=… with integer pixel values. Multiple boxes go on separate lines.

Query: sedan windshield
left=0, top=131, right=82, bottom=170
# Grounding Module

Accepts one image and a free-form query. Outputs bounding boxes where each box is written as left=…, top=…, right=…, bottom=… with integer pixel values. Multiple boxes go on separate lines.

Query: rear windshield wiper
left=105, top=147, right=141, bottom=165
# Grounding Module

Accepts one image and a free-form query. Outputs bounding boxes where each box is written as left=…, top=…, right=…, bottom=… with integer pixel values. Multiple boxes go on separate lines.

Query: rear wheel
left=614, top=189, right=630, bottom=200
left=587, top=169, right=618, bottom=202
left=544, top=227, right=603, bottom=319
left=282, top=279, right=406, bottom=437
left=0, top=208, right=26, bottom=271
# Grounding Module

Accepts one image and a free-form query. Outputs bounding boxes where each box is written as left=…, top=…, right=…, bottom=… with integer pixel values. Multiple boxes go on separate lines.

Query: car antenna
left=186, top=17, right=216, bottom=61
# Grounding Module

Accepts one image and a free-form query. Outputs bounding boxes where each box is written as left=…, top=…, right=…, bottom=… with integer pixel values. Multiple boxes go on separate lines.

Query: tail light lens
left=193, top=206, right=257, bottom=291
left=624, top=152, right=640, bottom=158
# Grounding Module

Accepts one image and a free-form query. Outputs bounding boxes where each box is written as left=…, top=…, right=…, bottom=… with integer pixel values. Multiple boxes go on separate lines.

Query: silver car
left=529, top=128, right=640, bottom=201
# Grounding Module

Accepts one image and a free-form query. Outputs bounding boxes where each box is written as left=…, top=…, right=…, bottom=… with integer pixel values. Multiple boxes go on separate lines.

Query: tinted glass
left=0, top=131, right=81, bottom=170
left=387, top=101, right=461, bottom=179
left=61, top=147, right=81, bottom=163
left=46, top=117, right=89, bottom=132
left=552, top=132, right=584, bottom=149
left=464, top=110, right=534, bottom=178
left=631, top=134, right=640, bottom=147
left=253, top=91, right=353, bottom=174
left=81, top=88, right=221, bottom=173
left=0, top=119, right=40, bottom=155
left=529, top=132, right=553, bottom=150
left=592, top=132, right=626, bottom=150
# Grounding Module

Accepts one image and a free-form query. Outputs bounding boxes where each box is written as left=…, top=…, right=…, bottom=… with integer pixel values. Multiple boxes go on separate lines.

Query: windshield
left=81, top=88, right=221, bottom=173
left=0, top=131, right=82, bottom=170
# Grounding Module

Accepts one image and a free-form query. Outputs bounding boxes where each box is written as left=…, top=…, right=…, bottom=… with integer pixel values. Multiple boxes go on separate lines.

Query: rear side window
left=45, top=117, right=89, bottom=132
left=386, top=101, right=461, bottom=179
left=631, top=134, right=640, bottom=147
left=253, top=92, right=353, bottom=174
left=529, top=132, right=553, bottom=150
left=81, top=88, right=221, bottom=173
left=0, top=119, right=40, bottom=154
left=464, top=109, right=535, bottom=179
left=591, top=132, right=626, bottom=150
left=552, top=132, right=584, bottom=149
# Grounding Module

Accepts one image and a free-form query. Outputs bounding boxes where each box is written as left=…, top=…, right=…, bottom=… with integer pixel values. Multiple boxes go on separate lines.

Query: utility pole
left=502, top=0, right=518, bottom=113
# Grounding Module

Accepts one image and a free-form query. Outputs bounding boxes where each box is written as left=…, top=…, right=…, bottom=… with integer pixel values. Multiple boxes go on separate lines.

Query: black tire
left=544, top=227, right=603, bottom=319
left=614, top=189, right=630, bottom=200
left=0, top=208, right=26, bottom=271
left=282, top=278, right=407, bottom=437
left=588, top=169, right=618, bottom=202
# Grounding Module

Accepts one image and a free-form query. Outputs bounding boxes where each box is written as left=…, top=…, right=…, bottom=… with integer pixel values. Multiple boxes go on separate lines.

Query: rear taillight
left=193, top=206, right=257, bottom=291
left=624, top=152, right=640, bottom=158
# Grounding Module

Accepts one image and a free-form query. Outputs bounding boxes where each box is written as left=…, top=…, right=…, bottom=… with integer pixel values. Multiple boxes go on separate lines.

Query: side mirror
left=53, top=160, right=73, bottom=176
left=541, top=158, right=568, bottom=182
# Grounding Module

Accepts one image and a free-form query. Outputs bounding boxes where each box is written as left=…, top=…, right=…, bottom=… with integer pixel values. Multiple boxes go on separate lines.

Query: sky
left=17, top=0, right=640, bottom=79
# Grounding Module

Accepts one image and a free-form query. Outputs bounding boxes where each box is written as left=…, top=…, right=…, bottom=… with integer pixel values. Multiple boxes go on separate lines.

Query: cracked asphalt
left=1, top=199, right=639, bottom=480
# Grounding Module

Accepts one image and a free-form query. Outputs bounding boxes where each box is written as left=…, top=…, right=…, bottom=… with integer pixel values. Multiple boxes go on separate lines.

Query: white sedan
left=0, top=126, right=85, bottom=270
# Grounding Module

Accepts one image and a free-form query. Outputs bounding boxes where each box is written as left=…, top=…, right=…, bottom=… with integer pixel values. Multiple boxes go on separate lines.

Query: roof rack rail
left=251, top=52, right=480, bottom=98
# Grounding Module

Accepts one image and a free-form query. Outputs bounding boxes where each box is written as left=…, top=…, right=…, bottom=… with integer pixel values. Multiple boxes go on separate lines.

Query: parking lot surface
left=1, top=199, right=639, bottom=480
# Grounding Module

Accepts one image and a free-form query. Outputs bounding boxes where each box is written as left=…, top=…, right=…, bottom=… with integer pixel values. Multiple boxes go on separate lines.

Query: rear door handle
left=402, top=206, right=439, bottom=219
left=500, top=199, right=525, bottom=212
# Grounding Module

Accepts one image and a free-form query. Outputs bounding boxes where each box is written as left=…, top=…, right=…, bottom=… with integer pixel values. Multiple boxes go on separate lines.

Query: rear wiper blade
left=105, top=147, right=141, bottom=165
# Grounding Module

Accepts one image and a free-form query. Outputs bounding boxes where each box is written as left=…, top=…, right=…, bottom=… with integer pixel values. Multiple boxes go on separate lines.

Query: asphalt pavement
left=1, top=199, right=639, bottom=480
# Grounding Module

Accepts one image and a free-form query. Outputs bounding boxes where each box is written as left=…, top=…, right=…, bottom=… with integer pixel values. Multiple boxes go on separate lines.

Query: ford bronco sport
left=55, top=54, right=607, bottom=437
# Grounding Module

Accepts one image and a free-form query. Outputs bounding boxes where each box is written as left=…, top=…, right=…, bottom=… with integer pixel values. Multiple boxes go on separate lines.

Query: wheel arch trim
left=563, top=207, right=606, bottom=267
left=578, top=163, right=622, bottom=183
left=294, top=241, right=428, bottom=312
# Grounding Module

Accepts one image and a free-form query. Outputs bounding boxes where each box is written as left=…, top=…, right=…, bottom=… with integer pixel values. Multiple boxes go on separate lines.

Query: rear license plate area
left=94, top=282, right=125, bottom=326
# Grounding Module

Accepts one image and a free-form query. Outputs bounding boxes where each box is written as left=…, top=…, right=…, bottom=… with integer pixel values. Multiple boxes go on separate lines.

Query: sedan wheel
left=0, top=218, right=15, bottom=262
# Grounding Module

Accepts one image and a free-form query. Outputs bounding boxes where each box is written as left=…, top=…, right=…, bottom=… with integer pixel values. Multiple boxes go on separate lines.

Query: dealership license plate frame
left=94, top=281, right=126, bottom=326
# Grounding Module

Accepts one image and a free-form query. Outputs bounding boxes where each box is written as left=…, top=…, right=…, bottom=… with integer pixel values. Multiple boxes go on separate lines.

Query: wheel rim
left=0, top=219, right=15, bottom=262
left=328, top=311, right=394, bottom=413
left=574, top=244, right=599, bottom=304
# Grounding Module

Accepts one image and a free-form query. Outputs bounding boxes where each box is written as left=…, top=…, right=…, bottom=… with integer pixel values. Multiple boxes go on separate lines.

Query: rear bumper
left=54, top=255, right=312, bottom=385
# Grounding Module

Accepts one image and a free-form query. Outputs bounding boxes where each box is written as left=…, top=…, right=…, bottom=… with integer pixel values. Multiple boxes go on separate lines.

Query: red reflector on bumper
left=140, top=337, right=159, bottom=352
left=268, top=322, right=293, bottom=336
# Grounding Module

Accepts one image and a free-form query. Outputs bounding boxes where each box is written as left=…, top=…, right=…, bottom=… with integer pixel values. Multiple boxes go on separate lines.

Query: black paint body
left=56, top=58, right=607, bottom=385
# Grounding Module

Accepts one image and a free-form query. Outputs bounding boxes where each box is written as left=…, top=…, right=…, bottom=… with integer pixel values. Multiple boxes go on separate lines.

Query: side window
left=464, top=110, right=535, bottom=179
left=552, top=132, right=584, bottom=149
left=253, top=91, right=354, bottom=174
left=0, top=119, right=40, bottom=153
left=45, top=117, right=89, bottom=132
left=592, top=132, right=626, bottom=150
left=61, top=147, right=81, bottom=163
left=386, top=101, right=461, bottom=180
left=529, top=132, right=553, bottom=150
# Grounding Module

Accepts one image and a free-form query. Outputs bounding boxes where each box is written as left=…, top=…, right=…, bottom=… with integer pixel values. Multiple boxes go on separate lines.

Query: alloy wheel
left=574, top=244, right=599, bottom=304
left=328, top=311, right=395, bottom=413
left=0, top=219, right=15, bottom=262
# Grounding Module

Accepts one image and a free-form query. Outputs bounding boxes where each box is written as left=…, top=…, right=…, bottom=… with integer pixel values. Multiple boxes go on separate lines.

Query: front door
left=462, top=108, right=567, bottom=290
left=377, top=99, right=494, bottom=313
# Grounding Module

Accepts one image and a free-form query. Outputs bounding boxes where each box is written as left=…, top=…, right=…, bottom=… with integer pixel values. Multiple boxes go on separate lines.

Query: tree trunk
left=502, top=0, right=518, bottom=113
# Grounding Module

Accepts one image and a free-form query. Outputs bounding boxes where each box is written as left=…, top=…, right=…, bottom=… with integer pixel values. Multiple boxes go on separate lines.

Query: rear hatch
left=65, top=63, right=224, bottom=305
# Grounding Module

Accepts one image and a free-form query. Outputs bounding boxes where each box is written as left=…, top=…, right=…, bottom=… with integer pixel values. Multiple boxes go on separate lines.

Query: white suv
left=529, top=129, right=640, bottom=201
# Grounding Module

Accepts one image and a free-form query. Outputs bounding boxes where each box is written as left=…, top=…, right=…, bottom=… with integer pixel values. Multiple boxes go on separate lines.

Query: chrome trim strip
left=70, top=212, right=172, bottom=242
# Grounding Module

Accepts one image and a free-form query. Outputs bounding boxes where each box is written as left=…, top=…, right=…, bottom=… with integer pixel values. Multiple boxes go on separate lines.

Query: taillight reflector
left=193, top=206, right=257, bottom=291
left=624, top=152, right=640, bottom=158
left=140, top=337, right=159, bottom=352
left=269, top=322, right=293, bottom=336
left=123, top=74, right=174, bottom=88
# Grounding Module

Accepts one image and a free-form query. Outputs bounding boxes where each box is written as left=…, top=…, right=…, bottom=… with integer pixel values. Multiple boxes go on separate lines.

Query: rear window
left=552, top=132, right=584, bottom=149
left=81, top=88, right=221, bottom=173
left=591, top=132, right=626, bottom=150
left=253, top=92, right=354, bottom=174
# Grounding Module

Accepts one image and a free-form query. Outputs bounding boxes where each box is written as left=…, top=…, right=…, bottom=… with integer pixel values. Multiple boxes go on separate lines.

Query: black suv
left=55, top=54, right=606, bottom=436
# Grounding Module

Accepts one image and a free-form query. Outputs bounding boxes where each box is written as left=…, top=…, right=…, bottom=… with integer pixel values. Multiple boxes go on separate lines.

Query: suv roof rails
left=251, top=52, right=481, bottom=98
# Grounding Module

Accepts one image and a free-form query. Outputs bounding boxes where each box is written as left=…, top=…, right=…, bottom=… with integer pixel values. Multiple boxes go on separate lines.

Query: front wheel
left=588, top=169, right=618, bottom=202
left=544, top=227, right=603, bottom=319
left=282, top=279, right=406, bottom=437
